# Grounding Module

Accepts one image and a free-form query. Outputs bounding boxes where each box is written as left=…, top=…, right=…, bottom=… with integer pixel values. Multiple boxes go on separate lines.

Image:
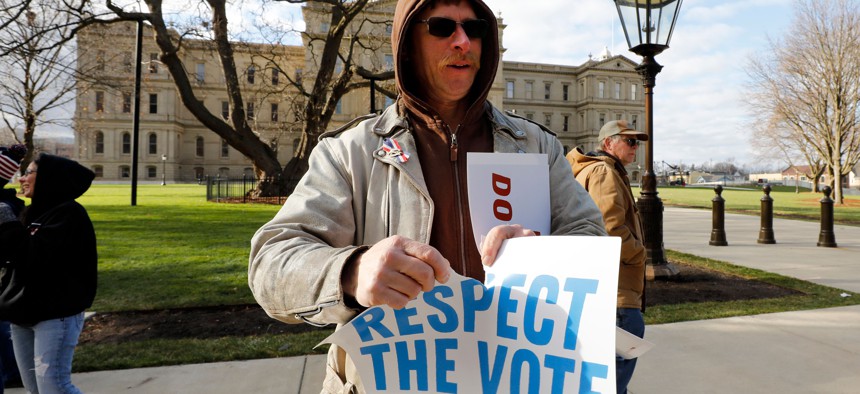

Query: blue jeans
left=1, top=320, right=21, bottom=393
left=616, top=308, right=645, bottom=394
left=11, top=313, right=84, bottom=394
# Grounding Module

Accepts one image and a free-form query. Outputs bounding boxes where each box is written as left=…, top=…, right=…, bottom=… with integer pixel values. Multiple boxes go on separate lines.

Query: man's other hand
left=342, top=235, right=451, bottom=309
left=480, top=224, right=536, bottom=267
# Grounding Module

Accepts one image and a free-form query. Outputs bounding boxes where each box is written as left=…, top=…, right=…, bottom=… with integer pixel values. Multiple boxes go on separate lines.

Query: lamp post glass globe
left=613, top=0, right=682, bottom=53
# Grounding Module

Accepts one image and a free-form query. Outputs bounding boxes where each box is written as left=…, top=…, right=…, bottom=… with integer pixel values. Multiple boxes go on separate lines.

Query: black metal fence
left=204, top=175, right=288, bottom=205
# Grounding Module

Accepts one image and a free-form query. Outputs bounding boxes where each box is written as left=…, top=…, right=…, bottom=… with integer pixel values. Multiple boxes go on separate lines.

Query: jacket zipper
left=449, top=125, right=468, bottom=274
left=449, top=131, right=459, bottom=161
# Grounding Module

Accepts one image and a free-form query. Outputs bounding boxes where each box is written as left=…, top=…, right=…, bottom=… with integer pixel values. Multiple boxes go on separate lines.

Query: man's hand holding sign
left=342, top=236, right=453, bottom=310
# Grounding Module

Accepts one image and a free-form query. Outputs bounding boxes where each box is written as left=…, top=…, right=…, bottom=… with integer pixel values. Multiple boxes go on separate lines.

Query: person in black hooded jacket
left=0, top=144, right=26, bottom=392
left=0, top=153, right=96, bottom=394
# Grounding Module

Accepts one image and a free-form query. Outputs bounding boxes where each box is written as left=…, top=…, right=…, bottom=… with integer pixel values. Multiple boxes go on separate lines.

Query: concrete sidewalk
left=8, top=207, right=860, bottom=393
left=5, top=356, right=329, bottom=394
left=630, top=305, right=860, bottom=394
left=629, top=207, right=860, bottom=393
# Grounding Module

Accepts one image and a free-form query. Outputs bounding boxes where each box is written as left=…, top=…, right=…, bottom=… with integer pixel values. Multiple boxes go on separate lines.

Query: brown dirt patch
left=78, top=263, right=801, bottom=345
left=78, top=305, right=325, bottom=345
left=645, top=262, right=801, bottom=306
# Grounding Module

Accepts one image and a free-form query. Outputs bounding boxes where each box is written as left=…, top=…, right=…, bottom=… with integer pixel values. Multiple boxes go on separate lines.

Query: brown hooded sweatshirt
left=392, top=0, right=501, bottom=281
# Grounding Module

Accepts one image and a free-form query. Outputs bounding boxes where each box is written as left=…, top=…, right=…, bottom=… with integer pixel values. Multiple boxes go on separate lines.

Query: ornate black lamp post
left=613, top=0, right=683, bottom=278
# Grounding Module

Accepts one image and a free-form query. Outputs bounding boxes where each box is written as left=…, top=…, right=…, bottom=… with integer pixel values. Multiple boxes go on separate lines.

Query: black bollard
left=817, top=186, right=837, bottom=247
left=757, top=184, right=776, bottom=244
left=710, top=185, right=728, bottom=246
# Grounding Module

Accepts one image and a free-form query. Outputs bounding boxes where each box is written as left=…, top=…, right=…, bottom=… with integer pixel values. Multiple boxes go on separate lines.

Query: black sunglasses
left=417, top=17, right=489, bottom=39
left=623, top=138, right=640, bottom=147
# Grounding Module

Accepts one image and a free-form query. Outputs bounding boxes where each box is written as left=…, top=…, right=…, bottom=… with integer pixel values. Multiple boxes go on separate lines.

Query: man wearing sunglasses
left=567, top=119, right=649, bottom=394
left=250, top=0, right=606, bottom=391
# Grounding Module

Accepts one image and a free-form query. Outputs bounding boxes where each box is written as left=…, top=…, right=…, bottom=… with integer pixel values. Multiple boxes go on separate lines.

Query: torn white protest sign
left=320, top=236, right=621, bottom=393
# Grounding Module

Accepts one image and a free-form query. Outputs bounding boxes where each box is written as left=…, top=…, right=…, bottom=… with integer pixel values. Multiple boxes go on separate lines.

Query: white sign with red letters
left=466, top=153, right=550, bottom=249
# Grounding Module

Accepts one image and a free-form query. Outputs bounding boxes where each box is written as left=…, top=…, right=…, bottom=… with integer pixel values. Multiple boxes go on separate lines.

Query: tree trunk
left=833, top=166, right=844, bottom=204
left=22, top=112, right=36, bottom=170
left=812, top=168, right=824, bottom=193
left=282, top=156, right=309, bottom=196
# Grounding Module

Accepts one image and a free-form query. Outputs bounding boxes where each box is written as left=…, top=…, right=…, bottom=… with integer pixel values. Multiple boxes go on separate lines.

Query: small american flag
left=381, top=138, right=410, bottom=163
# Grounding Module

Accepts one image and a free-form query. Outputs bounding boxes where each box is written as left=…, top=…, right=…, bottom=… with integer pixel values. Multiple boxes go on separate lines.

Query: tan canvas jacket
left=568, top=147, right=646, bottom=310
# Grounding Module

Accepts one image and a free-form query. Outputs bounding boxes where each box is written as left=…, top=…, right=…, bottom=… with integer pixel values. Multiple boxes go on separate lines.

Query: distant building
left=502, top=46, right=646, bottom=181
left=35, top=136, right=75, bottom=159
left=850, top=165, right=860, bottom=189
left=693, top=172, right=743, bottom=185
left=74, top=4, right=645, bottom=182
left=764, top=165, right=854, bottom=189
left=748, top=172, right=784, bottom=185
left=0, top=130, right=73, bottom=159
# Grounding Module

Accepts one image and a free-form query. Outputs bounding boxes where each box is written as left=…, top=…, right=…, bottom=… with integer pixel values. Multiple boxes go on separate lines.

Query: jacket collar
left=371, top=104, right=410, bottom=138
left=589, top=150, right=629, bottom=176
left=369, top=102, right=525, bottom=139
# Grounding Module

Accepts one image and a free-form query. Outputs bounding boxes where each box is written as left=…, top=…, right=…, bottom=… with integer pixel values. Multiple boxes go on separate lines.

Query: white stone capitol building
left=74, top=2, right=645, bottom=182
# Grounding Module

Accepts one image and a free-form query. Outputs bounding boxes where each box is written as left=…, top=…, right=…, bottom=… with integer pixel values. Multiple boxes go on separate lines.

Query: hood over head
left=31, top=153, right=95, bottom=207
left=392, top=0, right=499, bottom=118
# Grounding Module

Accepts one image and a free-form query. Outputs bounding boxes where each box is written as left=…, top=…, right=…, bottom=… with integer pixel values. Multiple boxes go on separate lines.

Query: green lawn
left=10, top=183, right=857, bottom=371
left=636, top=184, right=860, bottom=225
left=77, top=184, right=281, bottom=311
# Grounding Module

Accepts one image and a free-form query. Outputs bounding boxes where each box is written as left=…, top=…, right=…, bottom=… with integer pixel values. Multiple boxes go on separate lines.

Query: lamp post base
left=646, top=261, right=680, bottom=280
left=637, top=182, right=680, bottom=280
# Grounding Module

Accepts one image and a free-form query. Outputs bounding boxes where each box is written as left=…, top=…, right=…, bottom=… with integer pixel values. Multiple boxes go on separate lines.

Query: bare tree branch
left=86, top=0, right=394, bottom=195
left=745, top=0, right=860, bottom=203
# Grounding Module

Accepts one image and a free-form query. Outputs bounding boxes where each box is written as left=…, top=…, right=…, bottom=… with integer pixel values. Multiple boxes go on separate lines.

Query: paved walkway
left=630, top=207, right=860, bottom=393
left=8, top=207, right=860, bottom=393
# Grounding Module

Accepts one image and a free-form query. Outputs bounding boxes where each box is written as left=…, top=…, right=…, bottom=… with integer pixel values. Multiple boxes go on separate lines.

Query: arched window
left=95, top=131, right=104, bottom=154
left=196, top=136, right=204, bottom=157
left=122, top=132, right=131, bottom=154
left=93, top=165, right=103, bottom=178
left=119, top=165, right=130, bottom=178
left=148, top=133, right=157, bottom=154
left=247, top=65, right=256, bottom=84
left=146, top=166, right=157, bottom=178
left=218, top=167, right=229, bottom=177
left=194, top=167, right=204, bottom=180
